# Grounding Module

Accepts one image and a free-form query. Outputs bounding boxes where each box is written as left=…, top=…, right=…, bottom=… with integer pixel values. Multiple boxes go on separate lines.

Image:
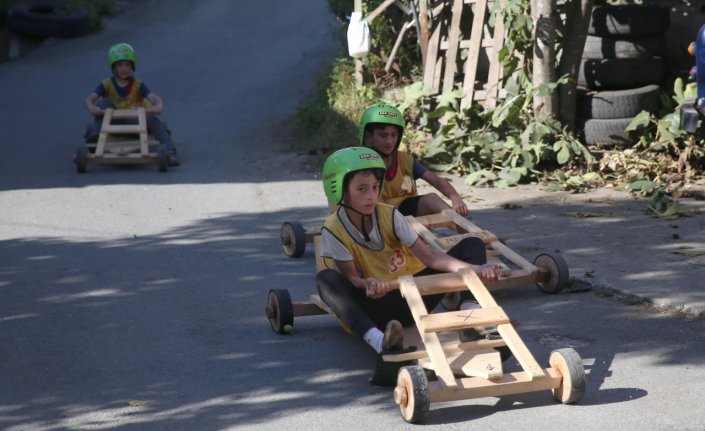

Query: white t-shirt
left=320, top=207, right=419, bottom=262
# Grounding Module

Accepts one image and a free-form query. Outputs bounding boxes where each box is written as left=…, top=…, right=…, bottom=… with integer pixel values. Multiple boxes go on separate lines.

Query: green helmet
left=322, top=147, right=386, bottom=205
left=108, top=43, right=136, bottom=72
left=358, top=104, right=405, bottom=152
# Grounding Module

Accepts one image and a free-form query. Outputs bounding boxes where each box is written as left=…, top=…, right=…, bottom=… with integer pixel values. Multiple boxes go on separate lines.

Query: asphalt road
left=1, top=1, right=705, bottom=430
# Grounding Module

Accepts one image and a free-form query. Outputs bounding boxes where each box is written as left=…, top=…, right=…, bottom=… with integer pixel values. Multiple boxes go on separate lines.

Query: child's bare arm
left=410, top=239, right=499, bottom=280
left=336, top=260, right=389, bottom=298
left=85, top=92, right=102, bottom=116
left=145, top=92, right=164, bottom=115
left=420, top=170, right=468, bottom=216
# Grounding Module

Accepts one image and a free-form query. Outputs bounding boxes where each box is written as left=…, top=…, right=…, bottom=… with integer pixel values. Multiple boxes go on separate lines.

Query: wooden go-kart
left=280, top=208, right=571, bottom=302
left=74, top=107, right=170, bottom=173
left=265, top=268, right=586, bottom=423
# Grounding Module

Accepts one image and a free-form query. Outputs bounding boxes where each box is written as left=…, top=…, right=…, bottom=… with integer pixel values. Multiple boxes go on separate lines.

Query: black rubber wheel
left=533, top=253, right=569, bottom=294
left=578, top=117, right=636, bottom=148
left=578, top=58, right=665, bottom=90
left=75, top=145, right=87, bottom=173
left=265, top=289, right=294, bottom=335
left=280, top=221, right=306, bottom=258
left=577, top=85, right=661, bottom=119
left=588, top=5, right=670, bottom=37
left=549, top=348, right=586, bottom=404
left=582, top=34, right=666, bottom=60
left=394, top=365, right=430, bottom=424
left=7, top=1, right=90, bottom=39
left=157, top=145, right=168, bottom=172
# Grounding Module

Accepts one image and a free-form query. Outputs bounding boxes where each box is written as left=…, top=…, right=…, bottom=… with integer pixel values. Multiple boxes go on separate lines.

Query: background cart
left=74, top=107, right=170, bottom=173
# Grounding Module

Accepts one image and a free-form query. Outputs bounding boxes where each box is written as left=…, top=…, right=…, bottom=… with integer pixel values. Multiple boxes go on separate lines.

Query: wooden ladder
left=396, top=269, right=545, bottom=387
left=94, top=108, right=154, bottom=158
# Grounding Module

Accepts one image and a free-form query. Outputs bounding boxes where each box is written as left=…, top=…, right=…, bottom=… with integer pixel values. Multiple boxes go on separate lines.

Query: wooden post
left=354, top=0, right=363, bottom=86
left=441, top=0, right=464, bottom=94
left=460, top=0, right=488, bottom=109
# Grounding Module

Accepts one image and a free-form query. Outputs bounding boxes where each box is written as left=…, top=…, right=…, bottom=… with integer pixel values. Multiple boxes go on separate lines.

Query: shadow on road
left=2, top=205, right=705, bottom=428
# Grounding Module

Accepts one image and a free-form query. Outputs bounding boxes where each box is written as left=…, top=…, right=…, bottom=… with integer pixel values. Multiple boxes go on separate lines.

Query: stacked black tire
left=7, top=1, right=89, bottom=39
left=577, top=4, right=671, bottom=149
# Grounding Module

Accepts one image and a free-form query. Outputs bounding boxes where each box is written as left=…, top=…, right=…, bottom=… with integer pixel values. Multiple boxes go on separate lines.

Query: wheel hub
left=394, top=385, right=408, bottom=406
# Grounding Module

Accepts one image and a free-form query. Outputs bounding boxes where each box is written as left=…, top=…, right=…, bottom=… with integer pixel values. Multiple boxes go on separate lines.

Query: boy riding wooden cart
left=74, top=107, right=171, bottom=173
left=268, top=147, right=584, bottom=423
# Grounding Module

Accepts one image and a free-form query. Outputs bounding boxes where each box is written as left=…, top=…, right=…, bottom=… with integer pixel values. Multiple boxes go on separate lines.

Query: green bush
left=293, top=58, right=381, bottom=155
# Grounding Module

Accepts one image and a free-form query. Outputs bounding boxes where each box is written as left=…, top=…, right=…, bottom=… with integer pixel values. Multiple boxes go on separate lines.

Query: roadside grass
left=293, top=57, right=381, bottom=158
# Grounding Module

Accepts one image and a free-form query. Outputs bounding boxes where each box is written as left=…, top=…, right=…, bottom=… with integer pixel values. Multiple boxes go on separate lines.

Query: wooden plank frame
left=395, top=269, right=548, bottom=386
left=88, top=108, right=160, bottom=165
left=422, top=0, right=507, bottom=108
left=441, top=209, right=538, bottom=273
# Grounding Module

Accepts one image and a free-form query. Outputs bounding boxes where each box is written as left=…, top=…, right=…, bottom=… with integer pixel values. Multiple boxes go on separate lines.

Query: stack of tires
left=7, top=1, right=89, bottom=39
left=577, top=4, right=671, bottom=149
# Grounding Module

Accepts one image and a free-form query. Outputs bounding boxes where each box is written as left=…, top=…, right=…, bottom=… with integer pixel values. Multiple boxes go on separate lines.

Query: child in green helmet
left=316, top=146, right=500, bottom=386
left=84, top=43, right=179, bottom=166
left=360, top=103, right=467, bottom=216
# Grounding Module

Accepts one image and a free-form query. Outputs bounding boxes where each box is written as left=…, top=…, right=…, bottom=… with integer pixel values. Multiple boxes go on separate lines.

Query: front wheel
left=394, top=365, right=430, bottom=424
left=75, top=146, right=87, bottom=173
left=549, top=348, right=586, bottom=404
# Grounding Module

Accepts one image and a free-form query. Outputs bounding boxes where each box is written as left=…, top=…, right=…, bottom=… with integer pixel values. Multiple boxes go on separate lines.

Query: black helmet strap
left=340, top=203, right=373, bottom=242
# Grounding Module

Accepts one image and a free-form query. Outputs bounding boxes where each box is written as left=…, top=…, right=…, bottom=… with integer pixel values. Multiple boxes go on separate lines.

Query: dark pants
left=87, top=99, right=176, bottom=152
left=397, top=195, right=422, bottom=216
left=315, top=237, right=487, bottom=338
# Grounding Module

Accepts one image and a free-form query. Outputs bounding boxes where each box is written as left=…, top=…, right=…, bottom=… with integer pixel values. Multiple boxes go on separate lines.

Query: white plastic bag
left=347, top=12, right=370, bottom=58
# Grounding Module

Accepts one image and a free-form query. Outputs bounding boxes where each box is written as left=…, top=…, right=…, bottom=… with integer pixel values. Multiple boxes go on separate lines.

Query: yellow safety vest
left=382, top=151, right=417, bottom=206
left=321, top=203, right=425, bottom=280
left=101, top=77, right=150, bottom=109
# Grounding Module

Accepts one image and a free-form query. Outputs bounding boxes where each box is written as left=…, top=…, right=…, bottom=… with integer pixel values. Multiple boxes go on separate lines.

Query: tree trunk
left=418, top=0, right=430, bottom=69
left=557, top=0, right=594, bottom=132
left=532, top=0, right=557, bottom=118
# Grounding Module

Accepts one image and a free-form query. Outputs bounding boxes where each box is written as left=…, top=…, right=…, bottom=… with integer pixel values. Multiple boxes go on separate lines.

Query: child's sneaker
left=370, top=345, right=417, bottom=387
left=167, top=150, right=180, bottom=167
left=382, top=319, right=404, bottom=351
